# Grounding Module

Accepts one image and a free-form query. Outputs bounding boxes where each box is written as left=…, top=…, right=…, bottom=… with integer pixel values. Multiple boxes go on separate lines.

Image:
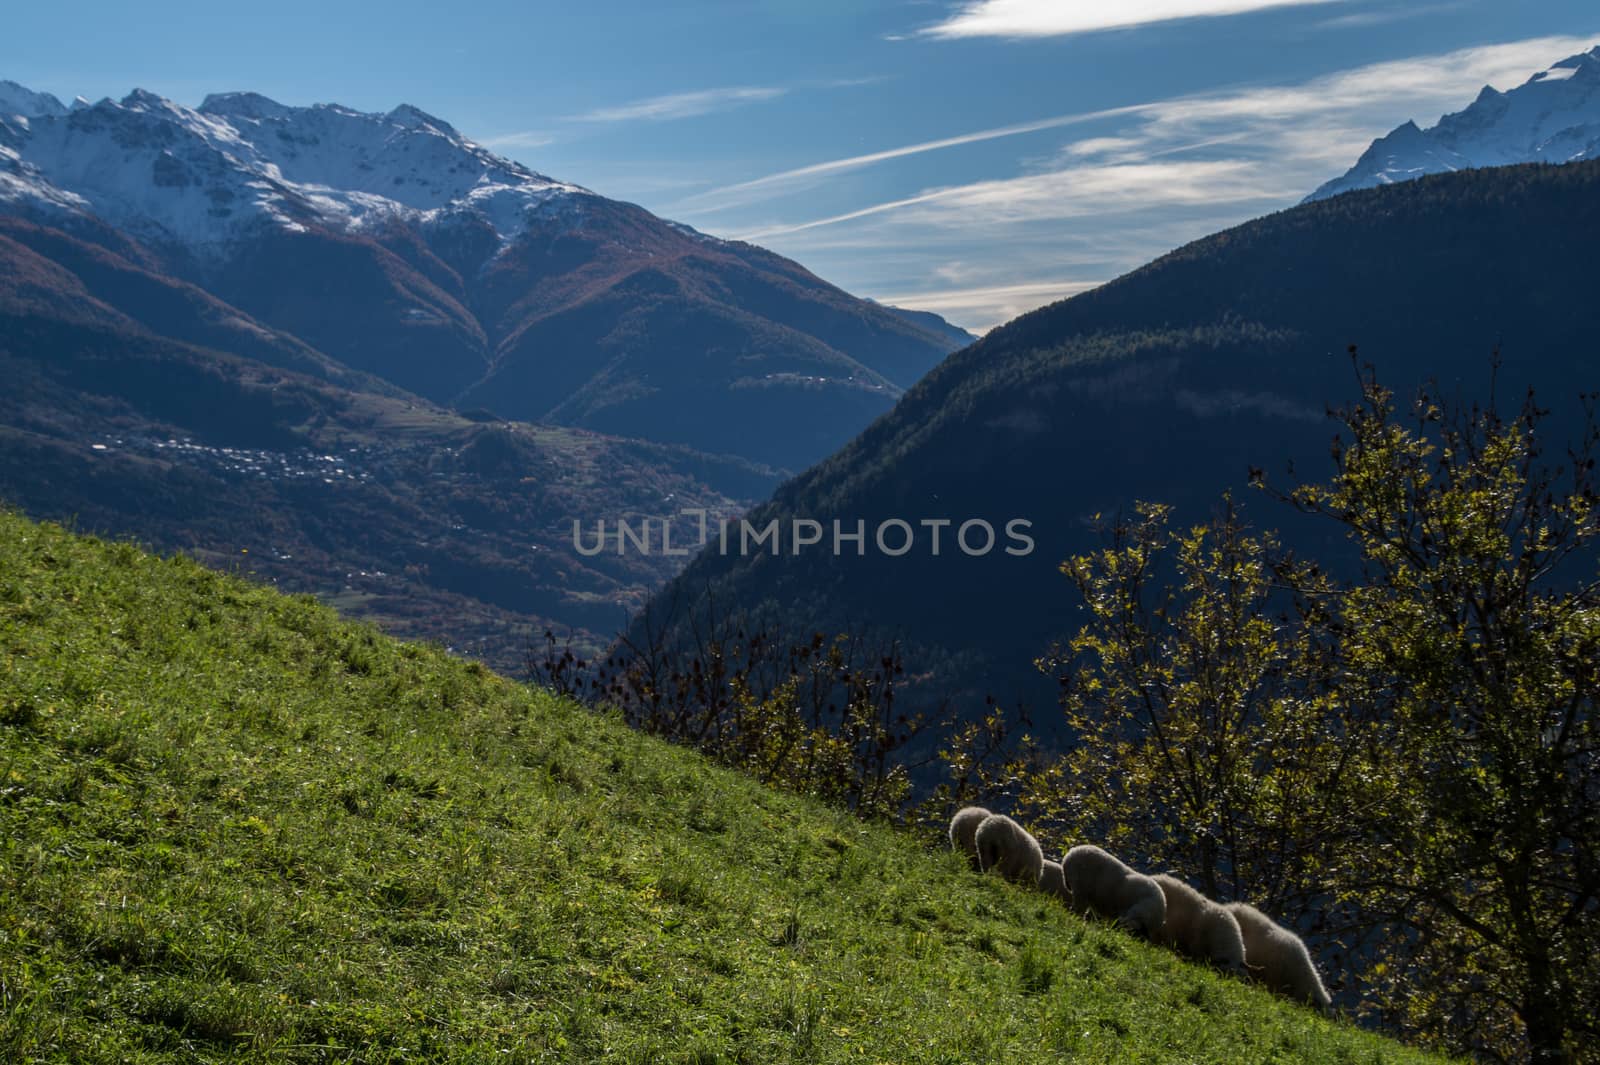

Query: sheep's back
left=1063, top=846, right=1131, bottom=914
left=949, top=806, right=992, bottom=864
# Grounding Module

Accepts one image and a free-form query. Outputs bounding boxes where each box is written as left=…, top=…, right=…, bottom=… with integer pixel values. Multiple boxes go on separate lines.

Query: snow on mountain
left=0, top=80, right=68, bottom=121
left=1307, top=45, right=1600, bottom=202
left=0, top=83, right=589, bottom=254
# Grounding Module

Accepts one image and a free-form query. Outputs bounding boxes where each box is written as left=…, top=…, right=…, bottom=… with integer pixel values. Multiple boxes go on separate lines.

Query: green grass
left=0, top=510, right=1444, bottom=1063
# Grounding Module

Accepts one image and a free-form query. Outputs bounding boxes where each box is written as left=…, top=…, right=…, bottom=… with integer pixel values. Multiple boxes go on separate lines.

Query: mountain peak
left=0, top=79, right=68, bottom=120
left=385, top=102, right=456, bottom=135
left=198, top=91, right=294, bottom=121
left=1, top=81, right=586, bottom=251
left=1307, top=44, right=1600, bottom=202
left=119, top=87, right=171, bottom=110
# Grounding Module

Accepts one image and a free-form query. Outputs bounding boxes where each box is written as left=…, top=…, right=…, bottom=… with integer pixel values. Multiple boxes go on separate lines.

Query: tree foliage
left=1273, top=360, right=1600, bottom=1063
left=1031, top=358, right=1600, bottom=1063
left=1037, top=498, right=1376, bottom=910
left=530, top=620, right=935, bottom=821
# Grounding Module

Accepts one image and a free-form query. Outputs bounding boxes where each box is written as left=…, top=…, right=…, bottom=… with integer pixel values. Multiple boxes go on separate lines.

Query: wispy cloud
left=918, top=0, right=1348, bottom=39
left=873, top=279, right=1100, bottom=325
left=708, top=33, right=1598, bottom=330
left=675, top=103, right=1152, bottom=213
left=818, top=75, right=893, bottom=89
left=478, top=130, right=555, bottom=149
left=736, top=159, right=1296, bottom=241
left=685, top=30, right=1581, bottom=215
left=1314, top=1, right=1468, bottom=31
left=1059, top=136, right=1148, bottom=159
left=723, top=32, right=1597, bottom=240
left=762, top=207, right=1275, bottom=330
left=567, top=86, right=786, bottom=124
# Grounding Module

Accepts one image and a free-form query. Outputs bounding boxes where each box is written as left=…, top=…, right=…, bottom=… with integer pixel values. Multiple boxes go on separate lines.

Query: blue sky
left=5, top=1, right=1597, bottom=330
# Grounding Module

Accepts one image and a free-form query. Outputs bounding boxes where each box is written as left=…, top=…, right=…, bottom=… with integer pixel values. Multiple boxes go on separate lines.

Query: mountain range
left=0, top=80, right=974, bottom=669
left=1308, top=44, right=1600, bottom=201
left=0, top=82, right=970, bottom=471
left=8, top=58, right=1600, bottom=696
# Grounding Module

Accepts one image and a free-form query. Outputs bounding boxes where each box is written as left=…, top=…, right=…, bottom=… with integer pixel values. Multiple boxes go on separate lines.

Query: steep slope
left=0, top=215, right=391, bottom=389
left=0, top=226, right=778, bottom=671
left=0, top=509, right=1444, bottom=1063
left=0, top=84, right=967, bottom=469
left=1308, top=44, right=1600, bottom=201
left=638, top=161, right=1600, bottom=717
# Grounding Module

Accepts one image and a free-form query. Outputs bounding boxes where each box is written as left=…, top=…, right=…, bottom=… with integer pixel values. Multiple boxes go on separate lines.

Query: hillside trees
left=1035, top=497, right=1374, bottom=912
left=1035, top=358, right=1600, bottom=1063
left=530, top=622, right=935, bottom=820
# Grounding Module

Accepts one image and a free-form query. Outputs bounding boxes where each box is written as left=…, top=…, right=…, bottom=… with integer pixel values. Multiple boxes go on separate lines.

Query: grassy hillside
left=0, top=510, right=1442, bottom=1063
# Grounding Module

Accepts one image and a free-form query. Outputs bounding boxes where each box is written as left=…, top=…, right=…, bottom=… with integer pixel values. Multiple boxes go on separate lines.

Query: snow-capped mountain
left=0, top=80, right=971, bottom=471
left=0, top=80, right=72, bottom=120
left=1307, top=45, right=1600, bottom=202
left=1, top=85, right=586, bottom=252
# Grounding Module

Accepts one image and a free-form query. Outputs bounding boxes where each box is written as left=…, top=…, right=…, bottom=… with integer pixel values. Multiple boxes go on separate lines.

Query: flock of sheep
left=951, top=807, right=1332, bottom=1013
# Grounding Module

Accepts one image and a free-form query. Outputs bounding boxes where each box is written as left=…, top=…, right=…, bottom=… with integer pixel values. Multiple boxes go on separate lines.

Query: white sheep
left=1226, top=902, right=1333, bottom=1012
left=948, top=805, right=993, bottom=869
left=1151, top=874, right=1248, bottom=974
left=1062, top=844, right=1166, bottom=936
left=973, top=813, right=1044, bottom=885
left=1038, top=858, right=1072, bottom=903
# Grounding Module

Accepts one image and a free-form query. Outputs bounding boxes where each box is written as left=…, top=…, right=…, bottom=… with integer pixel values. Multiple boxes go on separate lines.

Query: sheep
left=1226, top=902, right=1333, bottom=1012
left=1150, top=874, right=1248, bottom=974
left=973, top=813, right=1044, bottom=885
left=1062, top=844, right=1166, bottom=936
left=948, top=805, right=993, bottom=869
left=1037, top=858, right=1072, bottom=903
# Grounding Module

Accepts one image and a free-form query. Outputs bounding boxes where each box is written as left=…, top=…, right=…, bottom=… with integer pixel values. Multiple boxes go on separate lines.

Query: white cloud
left=873, top=279, right=1101, bottom=330
left=567, top=86, right=785, bottom=124
left=1059, top=136, right=1148, bottom=159
left=906, top=159, right=1299, bottom=223
left=919, top=0, right=1347, bottom=39
left=737, top=159, right=1298, bottom=240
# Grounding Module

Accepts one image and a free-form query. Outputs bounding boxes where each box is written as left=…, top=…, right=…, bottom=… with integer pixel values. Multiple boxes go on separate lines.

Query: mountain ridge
left=636, top=160, right=1600, bottom=717
left=0, top=80, right=971, bottom=470
left=1308, top=43, right=1600, bottom=201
